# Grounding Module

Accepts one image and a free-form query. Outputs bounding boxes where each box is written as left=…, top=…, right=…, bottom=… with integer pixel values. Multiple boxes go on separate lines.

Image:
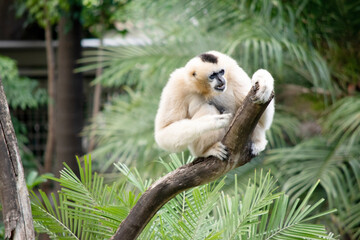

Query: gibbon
left=155, top=51, right=274, bottom=160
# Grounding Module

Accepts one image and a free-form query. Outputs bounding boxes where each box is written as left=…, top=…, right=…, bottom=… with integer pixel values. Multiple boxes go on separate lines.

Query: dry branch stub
left=111, top=85, right=274, bottom=240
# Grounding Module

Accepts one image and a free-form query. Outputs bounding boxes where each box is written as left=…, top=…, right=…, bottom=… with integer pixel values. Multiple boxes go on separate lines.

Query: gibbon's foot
left=250, top=138, right=268, bottom=155
left=251, top=69, right=274, bottom=104
left=204, top=142, right=229, bottom=160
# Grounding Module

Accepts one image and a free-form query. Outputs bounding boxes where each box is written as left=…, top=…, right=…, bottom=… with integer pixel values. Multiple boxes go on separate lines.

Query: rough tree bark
left=111, top=84, right=274, bottom=240
left=0, top=77, right=35, bottom=239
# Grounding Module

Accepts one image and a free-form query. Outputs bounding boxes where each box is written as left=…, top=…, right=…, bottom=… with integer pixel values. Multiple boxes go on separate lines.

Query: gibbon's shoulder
left=160, top=67, right=189, bottom=99
left=169, top=67, right=187, bottom=82
left=162, top=67, right=188, bottom=91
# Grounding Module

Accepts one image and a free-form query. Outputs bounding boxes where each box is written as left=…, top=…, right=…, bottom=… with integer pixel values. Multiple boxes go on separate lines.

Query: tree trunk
left=43, top=0, right=56, bottom=182
left=0, top=77, right=35, bottom=239
left=111, top=84, right=274, bottom=240
left=88, top=37, right=103, bottom=152
left=55, top=5, right=83, bottom=178
left=39, top=5, right=57, bottom=240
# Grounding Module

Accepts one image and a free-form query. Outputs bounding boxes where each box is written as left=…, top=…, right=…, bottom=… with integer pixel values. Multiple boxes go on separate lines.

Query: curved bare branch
left=111, top=85, right=274, bottom=240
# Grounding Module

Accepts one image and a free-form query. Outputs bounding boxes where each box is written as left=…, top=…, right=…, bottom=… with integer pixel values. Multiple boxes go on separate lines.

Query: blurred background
left=0, top=0, right=359, bottom=239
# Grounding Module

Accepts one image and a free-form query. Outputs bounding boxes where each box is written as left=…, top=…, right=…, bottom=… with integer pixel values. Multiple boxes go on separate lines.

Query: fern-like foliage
left=217, top=172, right=335, bottom=240
left=322, top=95, right=360, bottom=148
left=266, top=111, right=301, bottom=149
left=326, top=159, right=360, bottom=239
left=83, top=88, right=162, bottom=172
left=32, top=155, right=335, bottom=239
left=32, top=191, right=81, bottom=240
left=265, top=95, right=360, bottom=238
left=31, top=156, right=138, bottom=239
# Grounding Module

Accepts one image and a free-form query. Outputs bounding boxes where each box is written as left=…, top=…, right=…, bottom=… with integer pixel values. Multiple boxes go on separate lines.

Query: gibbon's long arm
left=155, top=113, right=232, bottom=153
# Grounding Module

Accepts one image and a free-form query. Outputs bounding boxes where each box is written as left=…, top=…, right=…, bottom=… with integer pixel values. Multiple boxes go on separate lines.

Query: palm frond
left=322, top=95, right=360, bottom=148
left=265, top=134, right=360, bottom=239
left=148, top=181, right=224, bottom=240
left=266, top=137, right=359, bottom=201
left=78, top=36, right=222, bottom=90
left=116, top=0, right=334, bottom=95
left=230, top=30, right=333, bottom=100
left=32, top=154, right=335, bottom=239
left=225, top=156, right=266, bottom=194
left=137, top=154, right=222, bottom=239
left=31, top=191, right=79, bottom=239
left=330, top=159, right=360, bottom=238
left=255, top=180, right=336, bottom=240
left=83, top=89, right=162, bottom=172
left=216, top=170, right=281, bottom=239
left=80, top=26, right=333, bottom=98
left=140, top=157, right=335, bottom=239
left=266, top=111, right=301, bottom=148
left=32, top=156, right=132, bottom=239
left=78, top=0, right=335, bottom=99
left=114, top=161, right=153, bottom=193
left=216, top=171, right=335, bottom=240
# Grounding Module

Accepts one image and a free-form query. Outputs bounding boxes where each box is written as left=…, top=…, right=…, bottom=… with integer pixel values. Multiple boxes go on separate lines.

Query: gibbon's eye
left=219, top=69, right=225, bottom=75
left=209, top=72, right=217, bottom=80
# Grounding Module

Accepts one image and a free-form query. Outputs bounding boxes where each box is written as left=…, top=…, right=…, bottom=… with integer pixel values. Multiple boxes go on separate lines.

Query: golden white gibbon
left=155, top=51, right=274, bottom=160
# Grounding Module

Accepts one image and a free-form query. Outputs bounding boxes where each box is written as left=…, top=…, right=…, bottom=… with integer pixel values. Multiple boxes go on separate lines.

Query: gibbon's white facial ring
left=209, top=69, right=226, bottom=92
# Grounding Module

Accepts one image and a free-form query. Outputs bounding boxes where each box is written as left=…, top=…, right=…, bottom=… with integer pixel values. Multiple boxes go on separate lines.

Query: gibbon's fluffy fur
left=155, top=51, right=274, bottom=160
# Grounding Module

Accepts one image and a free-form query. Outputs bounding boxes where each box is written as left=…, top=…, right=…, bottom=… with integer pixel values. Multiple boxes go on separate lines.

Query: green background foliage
left=1, top=0, right=359, bottom=238
left=0, top=55, right=47, bottom=164
left=0, top=55, right=47, bottom=109
left=78, top=0, right=359, bottom=238
left=31, top=156, right=336, bottom=239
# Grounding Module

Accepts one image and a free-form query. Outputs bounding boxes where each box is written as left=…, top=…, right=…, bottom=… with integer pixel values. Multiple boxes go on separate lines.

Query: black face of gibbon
left=197, top=53, right=226, bottom=92
left=209, top=69, right=226, bottom=92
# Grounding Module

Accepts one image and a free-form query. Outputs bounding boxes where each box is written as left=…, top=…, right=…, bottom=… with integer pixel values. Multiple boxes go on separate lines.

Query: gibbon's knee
left=155, top=128, right=187, bottom=153
left=251, top=125, right=268, bottom=155
left=258, top=100, right=275, bottom=130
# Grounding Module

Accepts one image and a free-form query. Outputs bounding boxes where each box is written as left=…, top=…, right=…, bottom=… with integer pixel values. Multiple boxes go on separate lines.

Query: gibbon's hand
left=198, top=113, right=232, bottom=130
left=251, top=69, right=274, bottom=104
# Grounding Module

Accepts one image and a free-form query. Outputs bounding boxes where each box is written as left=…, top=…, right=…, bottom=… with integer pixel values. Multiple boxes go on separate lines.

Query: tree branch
left=0, top=77, right=35, bottom=239
left=111, top=84, right=274, bottom=240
